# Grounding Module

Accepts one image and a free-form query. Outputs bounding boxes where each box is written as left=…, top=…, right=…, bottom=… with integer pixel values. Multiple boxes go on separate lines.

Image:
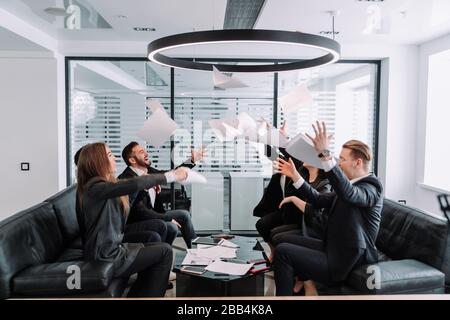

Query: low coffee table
left=173, top=236, right=269, bottom=297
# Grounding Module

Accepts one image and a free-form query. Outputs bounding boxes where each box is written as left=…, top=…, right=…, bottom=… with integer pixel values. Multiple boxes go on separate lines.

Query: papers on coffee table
left=205, top=260, right=254, bottom=276
left=181, top=244, right=237, bottom=266
left=217, top=239, right=239, bottom=248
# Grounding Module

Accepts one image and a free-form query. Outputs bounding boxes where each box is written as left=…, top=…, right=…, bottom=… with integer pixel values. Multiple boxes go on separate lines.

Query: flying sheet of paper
left=205, top=260, right=254, bottom=276
left=237, top=112, right=257, bottom=133
left=180, top=169, right=208, bottom=185
left=208, top=117, right=241, bottom=141
left=283, top=133, right=324, bottom=169
left=212, top=66, right=248, bottom=89
left=137, top=108, right=178, bottom=147
left=279, top=83, right=313, bottom=114
left=145, top=99, right=164, bottom=112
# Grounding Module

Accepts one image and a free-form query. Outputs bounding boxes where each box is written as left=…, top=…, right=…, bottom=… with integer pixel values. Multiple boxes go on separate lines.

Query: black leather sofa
left=0, top=185, right=129, bottom=299
left=339, top=199, right=450, bottom=294
left=1, top=185, right=450, bottom=298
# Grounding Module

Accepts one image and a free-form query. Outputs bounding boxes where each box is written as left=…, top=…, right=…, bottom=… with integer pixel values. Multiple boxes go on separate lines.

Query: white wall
left=340, top=44, right=427, bottom=213
left=414, top=33, right=450, bottom=215
left=0, top=52, right=59, bottom=220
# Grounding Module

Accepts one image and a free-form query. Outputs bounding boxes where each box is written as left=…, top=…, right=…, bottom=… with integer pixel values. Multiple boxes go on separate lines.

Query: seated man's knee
left=273, top=243, right=293, bottom=261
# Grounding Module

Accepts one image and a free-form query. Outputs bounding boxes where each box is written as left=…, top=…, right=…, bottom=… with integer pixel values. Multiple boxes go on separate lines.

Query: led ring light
left=147, top=29, right=341, bottom=72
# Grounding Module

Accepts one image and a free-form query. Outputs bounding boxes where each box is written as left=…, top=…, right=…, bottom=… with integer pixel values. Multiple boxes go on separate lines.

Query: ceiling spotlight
left=44, top=7, right=68, bottom=16
left=134, top=27, right=156, bottom=32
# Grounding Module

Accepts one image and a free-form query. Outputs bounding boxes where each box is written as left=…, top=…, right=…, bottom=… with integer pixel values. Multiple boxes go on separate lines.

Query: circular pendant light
left=147, top=29, right=340, bottom=72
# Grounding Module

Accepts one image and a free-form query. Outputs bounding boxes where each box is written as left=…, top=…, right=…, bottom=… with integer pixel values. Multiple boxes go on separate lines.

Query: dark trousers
left=255, top=208, right=301, bottom=244
left=273, top=242, right=331, bottom=296
left=123, top=230, right=160, bottom=243
left=165, top=209, right=197, bottom=248
left=272, top=228, right=323, bottom=247
left=125, top=219, right=168, bottom=243
left=118, top=242, right=172, bottom=297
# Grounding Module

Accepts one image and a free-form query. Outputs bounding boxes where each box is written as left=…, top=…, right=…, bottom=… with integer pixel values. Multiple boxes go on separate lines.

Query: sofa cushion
left=56, top=248, right=83, bottom=262
left=0, top=202, right=64, bottom=299
left=346, top=259, right=445, bottom=294
left=377, top=199, right=448, bottom=270
left=45, top=185, right=79, bottom=245
left=13, top=260, right=114, bottom=296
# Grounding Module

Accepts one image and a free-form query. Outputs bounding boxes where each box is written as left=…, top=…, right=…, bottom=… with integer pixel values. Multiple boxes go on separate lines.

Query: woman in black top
left=76, top=142, right=187, bottom=297
left=255, top=157, right=331, bottom=260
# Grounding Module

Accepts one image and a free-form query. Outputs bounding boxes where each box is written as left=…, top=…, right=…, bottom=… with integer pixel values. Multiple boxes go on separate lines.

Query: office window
left=423, top=49, right=450, bottom=192
left=278, top=63, right=378, bottom=172
left=67, top=58, right=379, bottom=232
left=67, top=60, right=171, bottom=182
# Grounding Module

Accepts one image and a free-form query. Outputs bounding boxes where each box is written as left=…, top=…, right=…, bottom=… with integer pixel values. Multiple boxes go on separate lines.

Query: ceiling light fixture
left=44, top=7, right=68, bottom=16
left=147, top=29, right=341, bottom=72
left=134, top=27, right=156, bottom=32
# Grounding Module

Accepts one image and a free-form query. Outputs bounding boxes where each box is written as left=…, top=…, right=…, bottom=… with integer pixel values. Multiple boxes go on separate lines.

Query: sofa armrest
left=346, top=259, right=445, bottom=294
left=13, top=260, right=115, bottom=296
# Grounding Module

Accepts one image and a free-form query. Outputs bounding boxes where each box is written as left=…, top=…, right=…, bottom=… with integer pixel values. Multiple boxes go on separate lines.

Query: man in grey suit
left=273, top=121, right=383, bottom=295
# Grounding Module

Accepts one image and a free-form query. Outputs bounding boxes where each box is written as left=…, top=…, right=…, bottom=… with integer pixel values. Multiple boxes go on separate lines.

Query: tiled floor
left=165, top=237, right=275, bottom=298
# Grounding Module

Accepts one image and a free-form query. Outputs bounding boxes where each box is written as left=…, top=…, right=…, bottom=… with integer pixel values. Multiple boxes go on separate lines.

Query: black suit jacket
left=297, top=166, right=384, bottom=282
left=117, top=161, right=195, bottom=224
left=76, top=173, right=167, bottom=275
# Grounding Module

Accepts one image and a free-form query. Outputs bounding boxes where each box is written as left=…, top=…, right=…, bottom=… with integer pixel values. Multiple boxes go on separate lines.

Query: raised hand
left=273, top=157, right=301, bottom=182
left=305, top=121, right=333, bottom=154
left=191, top=146, right=206, bottom=163
left=173, top=167, right=188, bottom=182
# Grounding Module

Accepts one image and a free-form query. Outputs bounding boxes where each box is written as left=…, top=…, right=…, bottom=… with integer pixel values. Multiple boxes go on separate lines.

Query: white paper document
left=187, top=246, right=237, bottom=261
left=208, top=117, right=241, bottom=141
left=217, top=239, right=239, bottom=248
left=182, top=251, right=213, bottom=266
left=284, top=133, right=324, bottom=169
left=212, top=66, right=248, bottom=89
left=279, top=83, right=313, bottom=114
left=180, top=169, right=208, bottom=185
left=137, top=108, right=178, bottom=147
left=145, top=99, right=164, bottom=112
left=237, top=112, right=257, bottom=133
left=205, top=260, right=254, bottom=276
left=248, top=127, right=289, bottom=148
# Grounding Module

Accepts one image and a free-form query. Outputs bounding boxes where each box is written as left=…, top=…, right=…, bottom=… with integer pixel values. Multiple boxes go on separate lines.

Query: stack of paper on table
left=205, top=260, right=254, bottom=276
left=284, top=132, right=324, bottom=169
left=181, top=251, right=213, bottom=266
left=212, top=66, right=248, bottom=89
left=279, top=83, right=313, bottom=114
left=217, top=239, right=239, bottom=248
left=181, top=246, right=237, bottom=266
left=137, top=107, right=178, bottom=147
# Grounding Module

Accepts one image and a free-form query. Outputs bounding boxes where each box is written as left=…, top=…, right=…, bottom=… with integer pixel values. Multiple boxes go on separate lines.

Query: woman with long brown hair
left=76, top=142, right=187, bottom=297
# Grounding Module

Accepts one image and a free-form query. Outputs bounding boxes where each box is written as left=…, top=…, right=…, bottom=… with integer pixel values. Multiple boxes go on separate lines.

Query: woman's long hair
left=77, top=142, right=129, bottom=214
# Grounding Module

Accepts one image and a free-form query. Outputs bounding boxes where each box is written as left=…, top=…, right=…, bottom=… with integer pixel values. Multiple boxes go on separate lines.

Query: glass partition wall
left=67, top=58, right=379, bottom=233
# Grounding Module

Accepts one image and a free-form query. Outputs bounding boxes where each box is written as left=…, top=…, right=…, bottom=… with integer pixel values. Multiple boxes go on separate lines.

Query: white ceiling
left=1, top=0, right=450, bottom=51
left=0, top=25, right=48, bottom=51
